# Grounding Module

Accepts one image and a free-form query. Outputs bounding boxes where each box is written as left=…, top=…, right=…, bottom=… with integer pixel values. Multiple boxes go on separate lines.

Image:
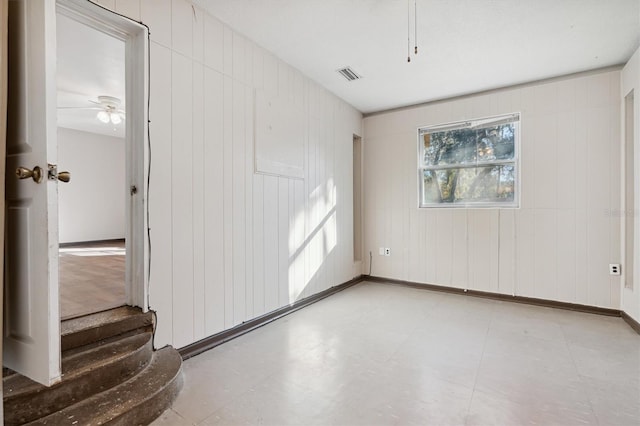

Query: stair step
left=4, top=332, right=153, bottom=425
left=61, top=306, right=153, bottom=351
left=27, top=346, right=183, bottom=426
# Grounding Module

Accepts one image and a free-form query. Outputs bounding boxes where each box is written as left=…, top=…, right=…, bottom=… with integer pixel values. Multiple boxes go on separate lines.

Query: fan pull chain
left=407, top=0, right=419, bottom=62
left=414, top=0, right=418, bottom=55
left=407, top=0, right=411, bottom=62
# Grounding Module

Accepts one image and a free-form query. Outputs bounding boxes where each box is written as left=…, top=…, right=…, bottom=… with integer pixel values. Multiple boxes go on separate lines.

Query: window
left=418, top=113, right=520, bottom=208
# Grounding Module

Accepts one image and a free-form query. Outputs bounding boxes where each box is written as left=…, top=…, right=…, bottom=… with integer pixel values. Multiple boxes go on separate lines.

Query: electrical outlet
left=609, top=264, right=621, bottom=275
left=379, top=247, right=385, bottom=256
left=384, top=248, right=391, bottom=256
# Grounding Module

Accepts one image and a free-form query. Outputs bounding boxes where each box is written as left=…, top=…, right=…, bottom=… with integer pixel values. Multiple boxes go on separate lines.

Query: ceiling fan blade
left=57, top=106, right=103, bottom=110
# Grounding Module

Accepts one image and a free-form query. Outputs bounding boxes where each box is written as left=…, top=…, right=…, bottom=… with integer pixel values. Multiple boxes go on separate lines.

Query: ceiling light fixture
left=110, top=112, right=122, bottom=125
left=96, top=109, right=123, bottom=125
left=94, top=96, right=125, bottom=125
left=407, top=0, right=418, bottom=62
left=96, top=110, right=110, bottom=123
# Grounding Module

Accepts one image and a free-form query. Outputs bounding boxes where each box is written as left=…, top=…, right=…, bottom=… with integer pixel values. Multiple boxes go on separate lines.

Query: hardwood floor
left=59, top=240, right=126, bottom=320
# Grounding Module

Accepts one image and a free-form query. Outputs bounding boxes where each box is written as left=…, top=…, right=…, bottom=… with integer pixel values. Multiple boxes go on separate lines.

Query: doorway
left=353, top=134, right=362, bottom=262
left=56, top=11, right=127, bottom=319
left=55, top=0, right=150, bottom=317
left=625, top=90, right=635, bottom=290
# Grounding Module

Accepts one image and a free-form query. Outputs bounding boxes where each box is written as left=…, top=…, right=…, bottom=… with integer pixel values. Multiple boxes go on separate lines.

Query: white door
left=4, top=0, right=61, bottom=386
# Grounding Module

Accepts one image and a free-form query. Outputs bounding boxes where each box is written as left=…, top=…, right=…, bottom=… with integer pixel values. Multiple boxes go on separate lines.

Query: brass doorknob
left=16, top=166, right=43, bottom=183
left=57, top=171, right=71, bottom=183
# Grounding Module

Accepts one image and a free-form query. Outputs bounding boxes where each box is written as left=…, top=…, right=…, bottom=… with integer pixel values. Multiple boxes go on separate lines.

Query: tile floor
left=152, top=281, right=640, bottom=426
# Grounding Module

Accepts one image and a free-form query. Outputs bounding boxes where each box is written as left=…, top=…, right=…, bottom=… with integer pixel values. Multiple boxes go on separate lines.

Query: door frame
left=1, top=0, right=8, bottom=417
left=56, top=0, right=149, bottom=311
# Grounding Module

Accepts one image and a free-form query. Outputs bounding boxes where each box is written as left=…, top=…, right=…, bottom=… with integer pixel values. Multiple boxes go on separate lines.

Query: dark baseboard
left=178, top=275, right=364, bottom=360
left=179, top=274, right=640, bottom=360
left=59, top=238, right=125, bottom=248
left=363, top=275, right=622, bottom=317
left=622, top=311, right=640, bottom=334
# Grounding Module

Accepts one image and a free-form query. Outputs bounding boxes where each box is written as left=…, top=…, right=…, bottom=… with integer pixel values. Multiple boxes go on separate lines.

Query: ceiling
left=56, top=13, right=126, bottom=138
left=194, top=0, right=640, bottom=114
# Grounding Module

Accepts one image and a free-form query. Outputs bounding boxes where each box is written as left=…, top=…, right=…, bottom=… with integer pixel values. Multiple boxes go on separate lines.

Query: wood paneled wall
left=93, top=0, right=362, bottom=348
left=363, top=69, right=623, bottom=309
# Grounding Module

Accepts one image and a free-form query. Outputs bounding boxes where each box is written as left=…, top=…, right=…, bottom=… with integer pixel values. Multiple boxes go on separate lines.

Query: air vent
left=337, top=67, right=361, bottom=82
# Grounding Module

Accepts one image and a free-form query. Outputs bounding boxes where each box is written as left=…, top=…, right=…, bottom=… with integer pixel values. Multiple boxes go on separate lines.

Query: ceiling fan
left=58, top=95, right=126, bottom=125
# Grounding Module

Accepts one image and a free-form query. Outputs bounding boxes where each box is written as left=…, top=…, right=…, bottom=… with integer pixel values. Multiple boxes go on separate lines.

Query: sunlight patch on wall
left=288, top=179, right=338, bottom=302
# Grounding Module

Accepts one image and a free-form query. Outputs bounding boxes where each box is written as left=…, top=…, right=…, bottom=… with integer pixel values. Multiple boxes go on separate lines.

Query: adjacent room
left=56, top=12, right=128, bottom=319
left=2, top=0, right=640, bottom=424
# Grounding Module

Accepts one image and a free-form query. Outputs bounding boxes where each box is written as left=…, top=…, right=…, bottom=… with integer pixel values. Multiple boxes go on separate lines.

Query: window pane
left=477, top=124, right=515, bottom=162
left=454, top=165, right=515, bottom=202
left=498, top=165, right=516, bottom=201
left=422, top=165, right=515, bottom=205
left=422, top=170, right=441, bottom=203
left=423, top=123, right=516, bottom=166
left=434, top=169, right=459, bottom=202
left=424, top=128, right=477, bottom=166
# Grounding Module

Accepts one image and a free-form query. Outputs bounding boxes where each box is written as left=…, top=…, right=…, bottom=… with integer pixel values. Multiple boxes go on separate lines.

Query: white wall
left=93, top=0, right=362, bottom=348
left=363, top=69, right=622, bottom=309
left=57, top=127, right=125, bottom=243
left=621, top=48, right=640, bottom=323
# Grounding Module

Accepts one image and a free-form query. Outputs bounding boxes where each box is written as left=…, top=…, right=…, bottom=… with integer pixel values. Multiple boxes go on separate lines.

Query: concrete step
left=61, top=306, right=153, bottom=352
left=3, top=331, right=153, bottom=425
left=27, top=346, right=184, bottom=426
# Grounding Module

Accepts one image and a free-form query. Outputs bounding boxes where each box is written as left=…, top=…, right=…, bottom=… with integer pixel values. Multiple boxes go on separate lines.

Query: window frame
left=417, top=112, right=521, bottom=209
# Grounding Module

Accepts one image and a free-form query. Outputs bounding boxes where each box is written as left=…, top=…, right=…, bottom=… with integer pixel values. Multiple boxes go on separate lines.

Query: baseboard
left=363, top=275, right=622, bottom=317
left=178, top=275, right=364, bottom=360
left=59, top=238, right=125, bottom=248
left=621, top=311, right=640, bottom=334
left=179, top=274, right=639, bottom=360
